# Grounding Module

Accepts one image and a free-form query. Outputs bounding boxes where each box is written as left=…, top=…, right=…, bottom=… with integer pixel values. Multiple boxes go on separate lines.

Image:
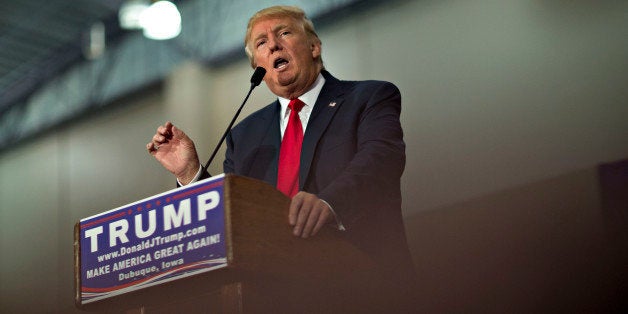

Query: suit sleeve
left=316, top=82, right=405, bottom=228
left=223, top=132, right=235, bottom=174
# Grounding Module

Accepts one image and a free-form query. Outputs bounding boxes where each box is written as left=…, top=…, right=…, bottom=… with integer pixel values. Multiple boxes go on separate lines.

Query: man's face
left=249, top=17, right=321, bottom=99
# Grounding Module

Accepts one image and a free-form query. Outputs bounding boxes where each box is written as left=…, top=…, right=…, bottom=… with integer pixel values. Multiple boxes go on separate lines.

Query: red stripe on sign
left=80, top=211, right=127, bottom=229
left=172, top=181, right=223, bottom=200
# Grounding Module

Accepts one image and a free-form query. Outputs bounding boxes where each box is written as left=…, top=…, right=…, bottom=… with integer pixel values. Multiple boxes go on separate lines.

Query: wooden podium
left=75, top=174, right=387, bottom=313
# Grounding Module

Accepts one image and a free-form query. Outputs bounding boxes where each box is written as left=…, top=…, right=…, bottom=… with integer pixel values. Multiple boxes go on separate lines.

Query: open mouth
left=273, top=58, right=288, bottom=69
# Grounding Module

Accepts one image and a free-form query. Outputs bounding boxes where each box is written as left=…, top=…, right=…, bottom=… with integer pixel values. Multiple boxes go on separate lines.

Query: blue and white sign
left=78, top=174, right=228, bottom=304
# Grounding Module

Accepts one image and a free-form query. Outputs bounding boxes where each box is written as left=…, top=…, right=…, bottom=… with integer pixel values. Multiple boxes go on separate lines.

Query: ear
left=310, top=40, right=321, bottom=60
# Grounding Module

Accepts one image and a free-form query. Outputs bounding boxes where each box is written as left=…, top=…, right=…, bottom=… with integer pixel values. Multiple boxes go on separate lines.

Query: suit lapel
left=300, top=73, right=345, bottom=189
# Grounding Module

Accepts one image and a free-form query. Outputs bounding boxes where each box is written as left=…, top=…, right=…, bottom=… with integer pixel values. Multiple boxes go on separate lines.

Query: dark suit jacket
left=206, top=71, right=414, bottom=280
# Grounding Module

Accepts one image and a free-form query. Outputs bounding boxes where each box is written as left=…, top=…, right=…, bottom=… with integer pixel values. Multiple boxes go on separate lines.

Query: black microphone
left=250, top=66, right=266, bottom=87
left=202, top=66, right=266, bottom=172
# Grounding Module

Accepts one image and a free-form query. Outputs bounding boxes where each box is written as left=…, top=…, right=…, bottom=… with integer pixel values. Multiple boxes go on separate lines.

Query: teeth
left=274, top=58, right=288, bottom=69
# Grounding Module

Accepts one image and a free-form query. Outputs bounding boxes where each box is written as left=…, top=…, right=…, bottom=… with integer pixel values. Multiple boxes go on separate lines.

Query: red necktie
left=277, top=99, right=305, bottom=197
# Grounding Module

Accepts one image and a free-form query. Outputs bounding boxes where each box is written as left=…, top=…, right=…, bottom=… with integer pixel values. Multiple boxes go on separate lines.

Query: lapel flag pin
left=328, top=102, right=336, bottom=107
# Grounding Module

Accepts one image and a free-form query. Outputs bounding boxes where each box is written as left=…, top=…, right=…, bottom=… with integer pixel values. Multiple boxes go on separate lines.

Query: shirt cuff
left=176, top=165, right=203, bottom=186
left=319, top=199, right=346, bottom=231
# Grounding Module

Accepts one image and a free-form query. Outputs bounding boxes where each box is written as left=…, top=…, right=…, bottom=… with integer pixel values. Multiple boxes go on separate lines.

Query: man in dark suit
left=147, top=5, right=415, bottom=299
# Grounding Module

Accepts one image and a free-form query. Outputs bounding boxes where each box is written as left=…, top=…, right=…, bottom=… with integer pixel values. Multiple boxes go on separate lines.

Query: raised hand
left=146, top=121, right=200, bottom=185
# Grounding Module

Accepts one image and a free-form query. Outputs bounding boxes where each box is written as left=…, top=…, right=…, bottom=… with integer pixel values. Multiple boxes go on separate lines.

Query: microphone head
left=250, top=67, right=266, bottom=87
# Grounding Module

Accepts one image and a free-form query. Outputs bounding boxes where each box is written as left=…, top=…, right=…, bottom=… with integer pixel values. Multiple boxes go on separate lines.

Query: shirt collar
left=278, top=73, right=326, bottom=112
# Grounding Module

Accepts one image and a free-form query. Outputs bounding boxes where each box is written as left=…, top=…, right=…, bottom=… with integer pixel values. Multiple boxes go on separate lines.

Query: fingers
left=147, top=121, right=174, bottom=153
left=158, top=121, right=173, bottom=137
left=155, top=122, right=173, bottom=141
left=312, top=209, right=330, bottom=236
left=170, top=124, right=183, bottom=138
left=289, top=192, right=331, bottom=238
left=288, top=193, right=303, bottom=226
left=293, top=198, right=313, bottom=237
left=146, top=142, right=157, bottom=154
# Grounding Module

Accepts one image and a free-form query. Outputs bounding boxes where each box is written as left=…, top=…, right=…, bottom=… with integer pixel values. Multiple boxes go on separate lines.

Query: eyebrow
left=252, top=23, right=290, bottom=43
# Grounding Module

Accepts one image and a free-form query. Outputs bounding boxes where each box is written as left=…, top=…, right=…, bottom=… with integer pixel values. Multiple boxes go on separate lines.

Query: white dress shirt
left=277, top=73, right=325, bottom=137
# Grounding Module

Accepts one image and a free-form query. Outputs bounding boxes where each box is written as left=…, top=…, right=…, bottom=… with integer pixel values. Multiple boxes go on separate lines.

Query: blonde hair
left=244, top=6, right=322, bottom=68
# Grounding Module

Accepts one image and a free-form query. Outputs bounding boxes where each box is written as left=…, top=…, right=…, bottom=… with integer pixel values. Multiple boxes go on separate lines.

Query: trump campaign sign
left=75, top=174, right=228, bottom=305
